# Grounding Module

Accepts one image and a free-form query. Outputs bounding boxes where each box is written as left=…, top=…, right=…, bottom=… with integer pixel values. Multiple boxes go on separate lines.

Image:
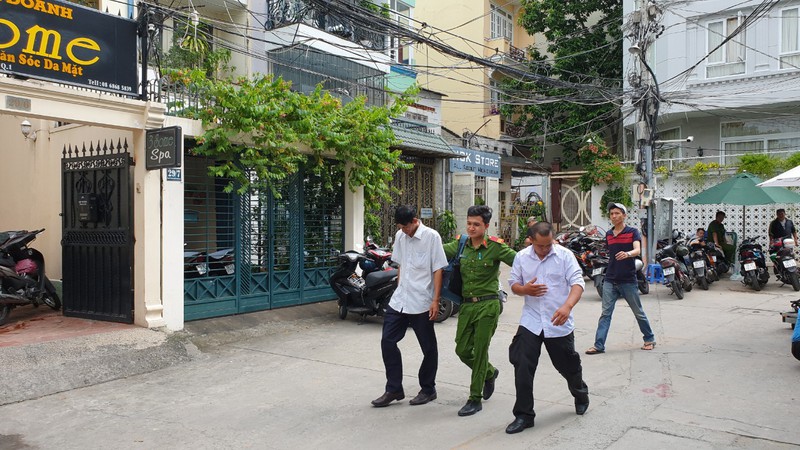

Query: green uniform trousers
left=455, top=298, right=501, bottom=402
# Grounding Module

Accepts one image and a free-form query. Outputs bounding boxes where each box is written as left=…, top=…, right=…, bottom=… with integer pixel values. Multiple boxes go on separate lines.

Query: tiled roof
left=390, top=124, right=459, bottom=158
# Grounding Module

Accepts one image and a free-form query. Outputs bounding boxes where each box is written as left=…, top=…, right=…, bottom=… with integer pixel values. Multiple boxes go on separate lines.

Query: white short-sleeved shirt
left=390, top=223, right=449, bottom=314
left=508, top=243, right=585, bottom=337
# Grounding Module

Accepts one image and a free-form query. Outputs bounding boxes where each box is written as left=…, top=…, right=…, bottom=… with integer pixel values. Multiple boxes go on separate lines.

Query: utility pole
left=628, top=0, right=662, bottom=263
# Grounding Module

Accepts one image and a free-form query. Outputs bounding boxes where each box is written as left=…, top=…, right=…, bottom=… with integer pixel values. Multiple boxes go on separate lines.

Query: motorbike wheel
left=790, top=272, right=800, bottom=292
left=749, top=273, right=762, bottom=291
left=0, top=305, right=10, bottom=326
left=338, top=304, right=348, bottom=320
left=672, top=278, right=684, bottom=299
left=594, top=275, right=604, bottom=298
left=638, top=277, right=649, bottom=295
left=434, top=299, right=454, bottom=323
left=43, top=278, right=61, bottom=311
left=698, top=276, right=709, bottom=291
left=683, top=275, right=693, bottom=292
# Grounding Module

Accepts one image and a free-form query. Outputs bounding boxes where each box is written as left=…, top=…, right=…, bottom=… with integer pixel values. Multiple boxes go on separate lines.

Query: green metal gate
left=183, top=156, right=344, bottom=321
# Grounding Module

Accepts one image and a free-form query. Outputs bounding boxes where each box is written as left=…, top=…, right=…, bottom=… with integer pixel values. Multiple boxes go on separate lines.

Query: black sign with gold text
left=0, top=0, right=137, bottom=96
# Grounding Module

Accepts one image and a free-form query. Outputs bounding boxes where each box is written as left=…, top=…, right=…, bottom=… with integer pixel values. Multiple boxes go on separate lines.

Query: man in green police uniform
left=443, top=205, right=517, bottom=417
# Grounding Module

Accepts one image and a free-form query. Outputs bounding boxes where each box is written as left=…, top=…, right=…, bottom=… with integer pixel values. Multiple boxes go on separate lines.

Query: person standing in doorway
left=372, top=205, right=448, bottom=408
left=769, top=209, right=799, bottom=243
left=505, top=222, right=589, bottom=434
left=443, top=205, right=516, bottom=417
left=586, top=203, right=656, bottom=354
left=707, top=211, right=734, bottom=264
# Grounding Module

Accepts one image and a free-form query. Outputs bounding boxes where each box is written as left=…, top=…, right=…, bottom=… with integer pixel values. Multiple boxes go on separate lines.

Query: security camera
left=686, top=136, right=694, bottom=142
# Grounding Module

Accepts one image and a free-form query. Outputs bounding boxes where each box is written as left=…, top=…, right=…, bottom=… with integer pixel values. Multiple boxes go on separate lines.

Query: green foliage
left=436, top=209, right=457, bottom=242
left=504, top=0, right=623, bottom=167
left=599, top=186, right=634, bottom=218
left=654, top=165, right=670, bottom=178
left=689, top=161, right=721, bottom=184
left=359, top=0, right=391, bottom=18
left=183, top=72, right=415, bottom=211
left=577, top=135, right=627, bottom=192
left=737, top=153, right=780, bottom=179
left=514, top=216, right=529, bottom=250
left=783, top=152, right=800, bottom=171
left=364, top=211, right=382, bottom=244
left=474, top=196, right=485, bottom=206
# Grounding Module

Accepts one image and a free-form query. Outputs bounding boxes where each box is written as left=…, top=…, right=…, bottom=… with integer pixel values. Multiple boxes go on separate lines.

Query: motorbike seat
left=364, top=268, right=397, bottom=288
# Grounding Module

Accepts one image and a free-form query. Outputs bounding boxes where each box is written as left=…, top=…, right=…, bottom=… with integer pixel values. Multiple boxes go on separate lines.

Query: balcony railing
left=508, top=44, right=526, bottom=63
left=265, top=0, right=387, bottom=51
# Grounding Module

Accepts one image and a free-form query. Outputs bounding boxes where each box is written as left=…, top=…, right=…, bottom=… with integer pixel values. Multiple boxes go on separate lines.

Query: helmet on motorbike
left=784, top=238, right=796, bottom=249
left=675, top=244, right=689, bottom=257
left=359, top=259, right=378, bottom=273
left=634, top=258, right=643, bottom=271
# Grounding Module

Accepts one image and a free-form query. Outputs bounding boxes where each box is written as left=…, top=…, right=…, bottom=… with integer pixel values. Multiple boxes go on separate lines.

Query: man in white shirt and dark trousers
left=505, top=222, right=589, bottom=434
left=372, top=205, right=449, bottom=408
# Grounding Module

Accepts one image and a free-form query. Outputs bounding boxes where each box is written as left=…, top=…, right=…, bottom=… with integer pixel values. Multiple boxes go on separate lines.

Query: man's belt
left=465, top=294, right=499, bottom=303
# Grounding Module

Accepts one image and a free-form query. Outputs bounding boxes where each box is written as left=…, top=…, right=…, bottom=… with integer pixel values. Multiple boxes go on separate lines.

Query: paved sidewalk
left=2, top=267, right=799, bottom=449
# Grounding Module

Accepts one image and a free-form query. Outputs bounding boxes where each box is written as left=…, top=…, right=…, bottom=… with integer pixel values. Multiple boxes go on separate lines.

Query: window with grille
left=707, top=14, right=745, bottom=78
left=490, top=4, right=513, bottom=42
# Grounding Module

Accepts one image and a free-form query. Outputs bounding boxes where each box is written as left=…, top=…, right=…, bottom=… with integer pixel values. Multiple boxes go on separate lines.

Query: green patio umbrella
left=686, top=173, right=800, bottom=272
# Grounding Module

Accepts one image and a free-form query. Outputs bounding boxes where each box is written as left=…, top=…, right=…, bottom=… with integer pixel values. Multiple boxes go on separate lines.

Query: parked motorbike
left=183, top=249, right=208, bottom=278
left=738, top=236, right=769, bottom=291
left=781, top=299, right=800, bottom=330
left=769, top=238, right=800, bottom=291
left=330, top=238, right=453, bottom=323
left=207, top=248, right=235, bottom=277
left=655, top=241, right=692, bottom=299
left=330, top=250, right=398, bottom=322
left=0, top=229, right=61, bottom=326
left=688, top=240, right=715, bottom=290
left=705, top=242, right=730, bottom=276
left=588, top=253, right=648, bottom=297
left=589, top=251, right=609, bottom=298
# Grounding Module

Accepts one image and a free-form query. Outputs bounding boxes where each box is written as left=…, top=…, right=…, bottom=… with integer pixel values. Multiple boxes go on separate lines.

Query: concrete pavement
left=1, top=266, right=799, bottom=449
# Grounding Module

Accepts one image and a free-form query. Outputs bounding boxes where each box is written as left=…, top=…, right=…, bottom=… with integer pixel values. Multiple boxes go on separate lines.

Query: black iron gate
left=61, top=140, right=134, bottom=323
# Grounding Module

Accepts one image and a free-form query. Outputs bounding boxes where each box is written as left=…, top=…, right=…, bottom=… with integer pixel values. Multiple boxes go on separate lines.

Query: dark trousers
left=793, top=341, right=800, bottom=361
left=508, top=326, right=588, bottom=419
left=381, top=306, right=438, bottom=395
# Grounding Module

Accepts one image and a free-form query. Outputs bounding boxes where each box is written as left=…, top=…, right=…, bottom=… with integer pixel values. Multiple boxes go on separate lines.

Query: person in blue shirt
left=793, top=321, right=800, bottom=361
left=586, top=203, right=656, bottom=354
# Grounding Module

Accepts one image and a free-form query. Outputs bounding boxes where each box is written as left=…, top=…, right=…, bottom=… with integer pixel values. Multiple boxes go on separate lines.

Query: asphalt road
left=1, top=266, right=799, bottom=449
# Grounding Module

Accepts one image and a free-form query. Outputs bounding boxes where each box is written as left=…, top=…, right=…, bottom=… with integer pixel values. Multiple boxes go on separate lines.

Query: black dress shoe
left=505, top=417, right=535, bottom=434
left=575, top=399, right=589, bottom=415
left=483, top=368, right=499, bottom=400
left=409, top=390, right=437, bottom=405
left=457, top=400, right=482, bottom=416
left=371, top=391, right=405, bottom=407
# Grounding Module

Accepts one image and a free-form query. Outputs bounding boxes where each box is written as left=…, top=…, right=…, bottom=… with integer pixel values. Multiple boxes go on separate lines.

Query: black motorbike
left=769, top=238, right=800, bottom=291
left=738, top=236, right=769, bottom=291
left=655, top=241, right=692, bottom=299
left=0, top=229, right=61, bottom=326
left=705, top=242, right=729, bottom=276
left=330, top=239, right=453, bottom=323
left=688, top=240, right=715, bottom=290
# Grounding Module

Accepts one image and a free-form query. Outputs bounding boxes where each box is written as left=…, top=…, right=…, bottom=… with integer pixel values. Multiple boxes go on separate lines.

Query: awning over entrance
left=390, top=123, right=460, bottom=159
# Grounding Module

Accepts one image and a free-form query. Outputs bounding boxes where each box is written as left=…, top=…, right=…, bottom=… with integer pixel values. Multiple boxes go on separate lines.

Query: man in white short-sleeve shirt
left=504, top=221, right=589, bottom=434
left=371, top=205, right=448, bottom=408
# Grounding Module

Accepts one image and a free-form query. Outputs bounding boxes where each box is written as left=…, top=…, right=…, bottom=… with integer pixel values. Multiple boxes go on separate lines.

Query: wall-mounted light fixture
left=697, top=147, right=704, bottom=157
left=20, top=120, right=37, bottom=142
